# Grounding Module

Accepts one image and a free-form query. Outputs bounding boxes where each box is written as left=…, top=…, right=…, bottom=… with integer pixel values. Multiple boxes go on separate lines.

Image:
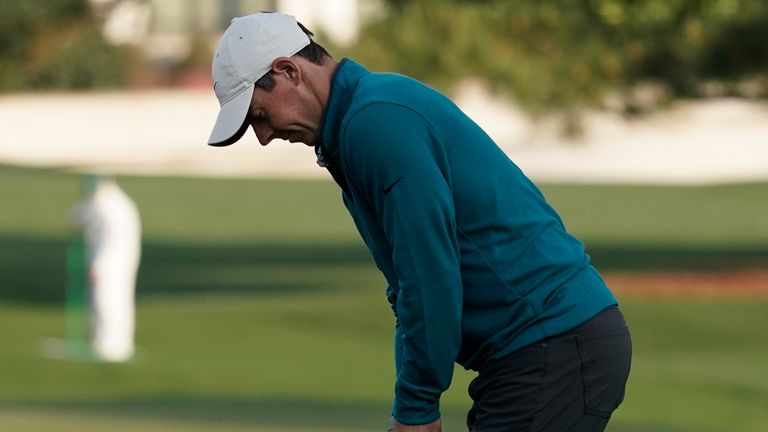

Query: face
left=246, top=60, right=322, bottom=147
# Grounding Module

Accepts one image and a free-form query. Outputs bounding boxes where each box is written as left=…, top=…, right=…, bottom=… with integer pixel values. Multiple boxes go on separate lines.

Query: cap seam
left=221, top=34, right=244, bottom=104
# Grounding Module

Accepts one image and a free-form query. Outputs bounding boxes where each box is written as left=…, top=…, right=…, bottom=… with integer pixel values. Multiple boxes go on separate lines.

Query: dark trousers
left=467, top=306, right=632, bottom=432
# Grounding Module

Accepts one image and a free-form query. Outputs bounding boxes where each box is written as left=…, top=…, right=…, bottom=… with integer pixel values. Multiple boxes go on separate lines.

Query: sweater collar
left=315, top=58, right=369, bottom=167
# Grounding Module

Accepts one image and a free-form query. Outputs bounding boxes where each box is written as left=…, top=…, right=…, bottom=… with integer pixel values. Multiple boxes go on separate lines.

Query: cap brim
left=208, top=84, right=255, bottom=147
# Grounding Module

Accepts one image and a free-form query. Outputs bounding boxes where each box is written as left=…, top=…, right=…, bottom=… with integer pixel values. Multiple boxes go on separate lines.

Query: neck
left=299, top=57, right=340, bottom=145
left=308, top=57, right=340, bottom=114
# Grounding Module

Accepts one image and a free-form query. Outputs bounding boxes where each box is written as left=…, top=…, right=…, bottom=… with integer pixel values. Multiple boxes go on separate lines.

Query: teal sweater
left=316, top=60, right=617, bottom=425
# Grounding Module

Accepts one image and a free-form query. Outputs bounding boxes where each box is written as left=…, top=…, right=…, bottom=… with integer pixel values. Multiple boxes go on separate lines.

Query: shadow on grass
left=587, top=243, right=768, bottom=272
left=1, top=397, right=391, bottom=431
left=0, top=235, right=374, bottom=305
left=1, top=234, right=765, bottom=305
left=137, top=240, right=375, bottom=296
left=0, top=397, right=685, bottom=432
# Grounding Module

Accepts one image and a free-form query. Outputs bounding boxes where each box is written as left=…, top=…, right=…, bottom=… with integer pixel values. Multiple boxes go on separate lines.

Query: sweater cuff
left=392, top=388, right=441, bottom=425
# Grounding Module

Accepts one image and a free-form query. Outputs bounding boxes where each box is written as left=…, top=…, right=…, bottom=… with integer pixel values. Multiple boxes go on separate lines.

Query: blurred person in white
left=72, top=174, right=141, bottom=362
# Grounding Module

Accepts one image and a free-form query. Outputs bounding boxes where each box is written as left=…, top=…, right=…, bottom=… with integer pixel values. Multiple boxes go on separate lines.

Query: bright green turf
left=3, top=164, right=768, bottom=249
left=0, top=165, right=766, bottom=431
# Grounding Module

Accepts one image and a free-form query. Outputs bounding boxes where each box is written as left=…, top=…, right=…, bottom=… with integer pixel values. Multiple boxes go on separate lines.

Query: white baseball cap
left=208, top=13, right=310, bottom=146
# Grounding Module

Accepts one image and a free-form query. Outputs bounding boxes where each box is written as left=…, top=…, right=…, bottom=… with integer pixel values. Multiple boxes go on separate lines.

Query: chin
left=287, top=132, right=314, bottom=146
left=288, top=138, right=313, bottom=146
left=297, top=135, right=316, bottom=146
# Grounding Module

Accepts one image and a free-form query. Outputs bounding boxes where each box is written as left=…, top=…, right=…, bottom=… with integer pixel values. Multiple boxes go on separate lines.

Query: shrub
left=348, top=0, right=768, bottom=112
left=0, top=0, right=129, bottom=92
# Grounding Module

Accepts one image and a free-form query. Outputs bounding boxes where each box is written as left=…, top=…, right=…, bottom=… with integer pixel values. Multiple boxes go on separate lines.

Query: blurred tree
left=0, top=0, right=130, bottom=92
left=347, top=0, right=768, bottom=114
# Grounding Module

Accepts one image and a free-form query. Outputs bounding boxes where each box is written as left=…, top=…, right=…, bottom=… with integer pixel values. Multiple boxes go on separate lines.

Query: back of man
left=320, top=59, right=627, bottom=428
left=342, top=62, right=618, bottom=365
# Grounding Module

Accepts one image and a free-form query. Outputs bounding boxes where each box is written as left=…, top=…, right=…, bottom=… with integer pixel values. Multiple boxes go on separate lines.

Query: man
left=72, top=174, right=141, bottom=362
left=207, top=12, right=631, bottom=432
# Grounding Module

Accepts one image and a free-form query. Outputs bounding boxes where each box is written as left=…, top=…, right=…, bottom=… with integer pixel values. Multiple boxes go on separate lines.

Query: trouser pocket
left=576, top=327, right=632, bottom=418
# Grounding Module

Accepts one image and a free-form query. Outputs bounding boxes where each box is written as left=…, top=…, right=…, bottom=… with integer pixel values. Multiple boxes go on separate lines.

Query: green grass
left=1, top=164, right=767, bottom=431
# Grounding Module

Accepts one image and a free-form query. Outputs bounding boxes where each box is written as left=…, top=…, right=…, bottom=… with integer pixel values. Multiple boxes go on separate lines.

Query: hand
left=391, top=418, right=442, bottom=432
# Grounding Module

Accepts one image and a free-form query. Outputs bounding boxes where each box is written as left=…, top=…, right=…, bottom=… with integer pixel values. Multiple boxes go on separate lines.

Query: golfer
left=207, top=12, right=631, bottom=432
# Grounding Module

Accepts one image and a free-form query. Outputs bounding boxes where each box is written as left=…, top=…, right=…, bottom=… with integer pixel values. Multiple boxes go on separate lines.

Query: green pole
left=64, top=229, right=90, bottom=357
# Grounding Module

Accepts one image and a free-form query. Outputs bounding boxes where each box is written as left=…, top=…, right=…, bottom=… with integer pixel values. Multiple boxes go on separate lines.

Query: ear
left=271, top=57, right=301, bottom=84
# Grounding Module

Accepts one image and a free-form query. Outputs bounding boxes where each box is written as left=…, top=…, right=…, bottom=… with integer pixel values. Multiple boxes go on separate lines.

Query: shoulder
left=342, top=73, right=443, bottom=141
left=339, top=100, right=448, bottom=191
left=337, top=71, right=453, bottom=173
left=343, top=101, right=437, bottom=159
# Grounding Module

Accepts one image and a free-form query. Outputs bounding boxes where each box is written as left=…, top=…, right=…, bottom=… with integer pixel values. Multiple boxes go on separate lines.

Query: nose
left=251, top=123, right=274, bottom=146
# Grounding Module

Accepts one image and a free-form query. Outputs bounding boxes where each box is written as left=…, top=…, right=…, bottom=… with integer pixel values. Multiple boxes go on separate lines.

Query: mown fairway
left=1, top=165, right=766, bottom=431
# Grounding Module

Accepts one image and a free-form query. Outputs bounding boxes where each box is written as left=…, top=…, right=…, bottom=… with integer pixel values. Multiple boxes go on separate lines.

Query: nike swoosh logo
left=382, top=176, right=404, bottom=195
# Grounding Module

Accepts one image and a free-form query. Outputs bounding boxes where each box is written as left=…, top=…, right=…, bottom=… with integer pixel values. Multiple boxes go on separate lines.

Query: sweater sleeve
left=343, top=103, right=463, bottom=425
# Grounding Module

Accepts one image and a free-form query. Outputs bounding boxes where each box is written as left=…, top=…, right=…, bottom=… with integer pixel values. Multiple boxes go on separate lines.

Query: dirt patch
left=604, top=269, right=768, bottom=299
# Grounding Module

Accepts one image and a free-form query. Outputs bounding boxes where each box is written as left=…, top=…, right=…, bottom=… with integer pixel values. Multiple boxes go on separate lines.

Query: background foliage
left=348, top=0, right=768, bottom=112
left=2, top=0, right=768, bottom=107
left=0, top=0, right=129, bottom=92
